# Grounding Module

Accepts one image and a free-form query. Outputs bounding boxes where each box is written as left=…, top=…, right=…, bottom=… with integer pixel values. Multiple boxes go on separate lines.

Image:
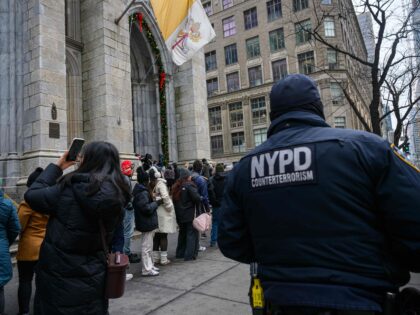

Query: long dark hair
left=172, top=177, right=194, bottom=202
left=60, top=141, right=130, bottom=204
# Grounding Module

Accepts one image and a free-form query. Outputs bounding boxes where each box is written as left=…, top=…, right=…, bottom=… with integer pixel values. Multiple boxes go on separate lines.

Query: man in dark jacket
left=191, top=160, right=210, bottom=213
left=208, top=163, right=226, bottom=247
left=173, top=168, right=203, bottom=261
left=218, top=74, right=420, bottom=314
left=201, top=158, right=211, bottom=179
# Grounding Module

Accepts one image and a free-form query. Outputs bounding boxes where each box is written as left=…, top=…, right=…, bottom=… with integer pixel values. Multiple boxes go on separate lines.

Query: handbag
left=192, top=207, right=211, bottom=233
left=99, top=220, right=129, bottom=299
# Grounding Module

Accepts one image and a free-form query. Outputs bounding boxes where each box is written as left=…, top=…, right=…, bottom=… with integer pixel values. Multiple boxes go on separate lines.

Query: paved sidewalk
left=4, top=234, right=252, bottom=315
left=4, top=233, right=420, bottom=315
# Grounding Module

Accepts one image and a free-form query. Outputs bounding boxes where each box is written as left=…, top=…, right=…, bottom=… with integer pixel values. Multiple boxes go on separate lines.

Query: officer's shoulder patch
left=391, top=144, right=420, bottom=172
left=249, top=144, right=317, bottom=190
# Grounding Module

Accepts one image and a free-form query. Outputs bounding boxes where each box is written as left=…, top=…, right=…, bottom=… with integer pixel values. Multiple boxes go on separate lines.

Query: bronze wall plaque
left=49, top=122, right=60, bottom=139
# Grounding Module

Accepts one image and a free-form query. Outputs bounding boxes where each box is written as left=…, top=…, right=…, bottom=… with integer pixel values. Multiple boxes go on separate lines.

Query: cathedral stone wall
left=174, top=52, right=211, bottom=162
left=80, top=0, right=135, bottom=155
left=0, top=0, right=211, bottom=201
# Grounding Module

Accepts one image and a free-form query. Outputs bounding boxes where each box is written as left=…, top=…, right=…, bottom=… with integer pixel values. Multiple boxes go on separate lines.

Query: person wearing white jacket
left=149, top=167, right=177, bottom=265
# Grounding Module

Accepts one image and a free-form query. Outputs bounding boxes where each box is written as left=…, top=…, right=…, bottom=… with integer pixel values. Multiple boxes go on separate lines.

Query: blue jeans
left=111, top=221, right=124, bottom=253
left=211, top=207, right=220, bottom=245
left=123, top=209, right=134, bottom=255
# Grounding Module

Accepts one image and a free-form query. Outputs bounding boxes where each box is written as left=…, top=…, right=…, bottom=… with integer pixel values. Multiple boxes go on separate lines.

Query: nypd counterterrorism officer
left=218, top=74, right=420, bottom=315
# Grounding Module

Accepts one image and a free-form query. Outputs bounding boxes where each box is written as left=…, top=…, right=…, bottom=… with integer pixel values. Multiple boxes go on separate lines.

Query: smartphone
left=66, top=138, right=85, bottom=161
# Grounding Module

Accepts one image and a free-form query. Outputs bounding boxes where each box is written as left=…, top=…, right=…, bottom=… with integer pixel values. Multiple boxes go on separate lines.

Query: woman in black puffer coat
left=24, top=141, right=130, bottom=315
left=133, top=166, right=162, bottom=276
left=172, top=168, right=202, bottom=261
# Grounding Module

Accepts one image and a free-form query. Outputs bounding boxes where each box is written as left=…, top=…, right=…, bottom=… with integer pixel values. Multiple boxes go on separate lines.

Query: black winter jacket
left=132, top=184, right=159, bottom=232
left=24, top=164, right=125, bottom=315
left=174, top=182, right=202, bottom=224
left=209, top=173, right=226, bottom=208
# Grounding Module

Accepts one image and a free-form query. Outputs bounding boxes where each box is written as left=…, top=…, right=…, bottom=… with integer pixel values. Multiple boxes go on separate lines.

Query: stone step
left=10, top=231, right=142, bottom=265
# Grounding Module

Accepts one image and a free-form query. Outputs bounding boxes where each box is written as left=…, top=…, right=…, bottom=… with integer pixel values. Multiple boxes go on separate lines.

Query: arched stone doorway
left=130, top=26, right=160, bottom=159
left=66, top=49, right=83, bottom=145
left=65, top=0, right=83, bottom=145
left=129, top=6, right=178, bottom=162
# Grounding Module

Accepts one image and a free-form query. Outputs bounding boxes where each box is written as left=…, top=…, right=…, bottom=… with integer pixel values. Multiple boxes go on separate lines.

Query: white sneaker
left=199, top=246, right=206, bottom=252
left=125, top=273, right=133, bottom=281
left=152, top=266, right=160, bottom=272
left=142, top=270, right=159, bottom=277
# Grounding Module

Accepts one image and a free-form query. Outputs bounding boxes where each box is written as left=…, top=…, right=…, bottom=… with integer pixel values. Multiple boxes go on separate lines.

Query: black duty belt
left=267, top=305, right=379, bottom=315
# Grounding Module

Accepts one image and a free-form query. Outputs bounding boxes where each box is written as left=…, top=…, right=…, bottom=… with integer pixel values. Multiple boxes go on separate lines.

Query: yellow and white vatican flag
left=150, top=0, right=216, bottom=66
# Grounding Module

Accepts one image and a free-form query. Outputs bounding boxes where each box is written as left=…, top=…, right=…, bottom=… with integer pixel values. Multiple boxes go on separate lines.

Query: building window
left=207, top=78, right=218, bottom=97
left=324, top=17, right=335, bottom=37
left=209, top=107, right=222, bottom=131
left=223, top=0, right=233, bottom=9
left=248, top=66, right=263, bottom=87
left=232, top=132, right=246, bottom=153
left=251, top=97, right=267, bottom=125
left=334, top=116, right=346, bottom=128
left=298, top=51, right=315, bottom=74
left=244, top=7, right=258, bottom=30
left=246, top=37, right=260, bottom=59
left=254, top=128, right=267, bottom=146
left=223, top=16, right=236, bottom=37
left=229, top=102, right=243, bottom=128
left=267, top=0, right=282, bottom=22
left=272, top=59, right=288, bottom=82
left=293, top=0, right=309, bottom=11
left=327, top=49, right=337, bottom=69
left=227, top=72, right=240, bottom=92
left=229, top=103, right=243, bottom=128
left=203, top=1, right=212, bottom=15
left=295, top=20, right=312, bottom=45
left=205, top=51, right=217, bottom=71
left=269, top=28, right=285, bottom=52
left=224, top=44, right=238, bottom=65
left=321, top=0, right=332, bottom=4
left=211, top=135, right=224, bottom=155
left=330, top=83, right=343, bottom=105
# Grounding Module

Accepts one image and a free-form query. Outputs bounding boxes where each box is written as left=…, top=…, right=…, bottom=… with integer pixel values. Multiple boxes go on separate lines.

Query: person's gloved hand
left=155, top=197, right=163, bottom=206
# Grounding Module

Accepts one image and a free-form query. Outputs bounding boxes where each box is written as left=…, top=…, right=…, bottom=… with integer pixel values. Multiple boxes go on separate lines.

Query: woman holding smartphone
left=24, top=141, right=130, bottom=315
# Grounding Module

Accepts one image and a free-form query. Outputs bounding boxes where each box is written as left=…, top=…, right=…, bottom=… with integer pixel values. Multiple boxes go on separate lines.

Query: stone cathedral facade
left=0, top=0, right=211, bottom=199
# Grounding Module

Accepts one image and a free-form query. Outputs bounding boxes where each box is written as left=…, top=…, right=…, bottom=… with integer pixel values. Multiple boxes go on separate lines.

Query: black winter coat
left=209, top=173, right=226, bottom=208
left=24, top=164, right=125, bottom=315
left=132, top=184, right=159, bottom=232
left=174, top=182, right=201, bottom=224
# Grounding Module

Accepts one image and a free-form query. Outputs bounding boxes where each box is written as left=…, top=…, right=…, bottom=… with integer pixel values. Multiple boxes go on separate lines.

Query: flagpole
left=115, top=0, right=138, bottom=25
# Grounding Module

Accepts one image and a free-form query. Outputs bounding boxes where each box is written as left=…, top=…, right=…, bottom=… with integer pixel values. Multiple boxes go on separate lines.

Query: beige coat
left=153, top=178, right=177, bottom=233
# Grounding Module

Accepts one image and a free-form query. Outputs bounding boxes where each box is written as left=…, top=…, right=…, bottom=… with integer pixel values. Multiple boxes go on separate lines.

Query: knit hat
left=215, top=163, right=224, bottom=174
left=178, top=168, right=191, bottom=179
left=121, top=160, right=133, bottom=176
left=136, top=166, right=150, bottom=184
left=27, top=167, right=44, bottom=187
left=270, top=74, right=324, bottom=120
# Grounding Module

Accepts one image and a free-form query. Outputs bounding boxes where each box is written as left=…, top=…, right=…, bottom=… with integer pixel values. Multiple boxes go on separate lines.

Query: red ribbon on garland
left=159, top=72, right=166, bottom=90
left=137, top=13, right=143, bottom=32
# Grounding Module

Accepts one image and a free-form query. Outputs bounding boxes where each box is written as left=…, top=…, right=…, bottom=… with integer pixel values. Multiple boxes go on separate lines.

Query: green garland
left=130, top=14, right=169, bottom=166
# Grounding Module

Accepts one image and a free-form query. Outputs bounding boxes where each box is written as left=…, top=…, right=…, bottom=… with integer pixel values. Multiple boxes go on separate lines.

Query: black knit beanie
left=270, top=74, right=325, bottom=120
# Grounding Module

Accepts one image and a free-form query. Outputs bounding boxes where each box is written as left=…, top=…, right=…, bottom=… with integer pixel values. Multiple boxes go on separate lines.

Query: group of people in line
left=0, top=142, right=228, bottom=315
